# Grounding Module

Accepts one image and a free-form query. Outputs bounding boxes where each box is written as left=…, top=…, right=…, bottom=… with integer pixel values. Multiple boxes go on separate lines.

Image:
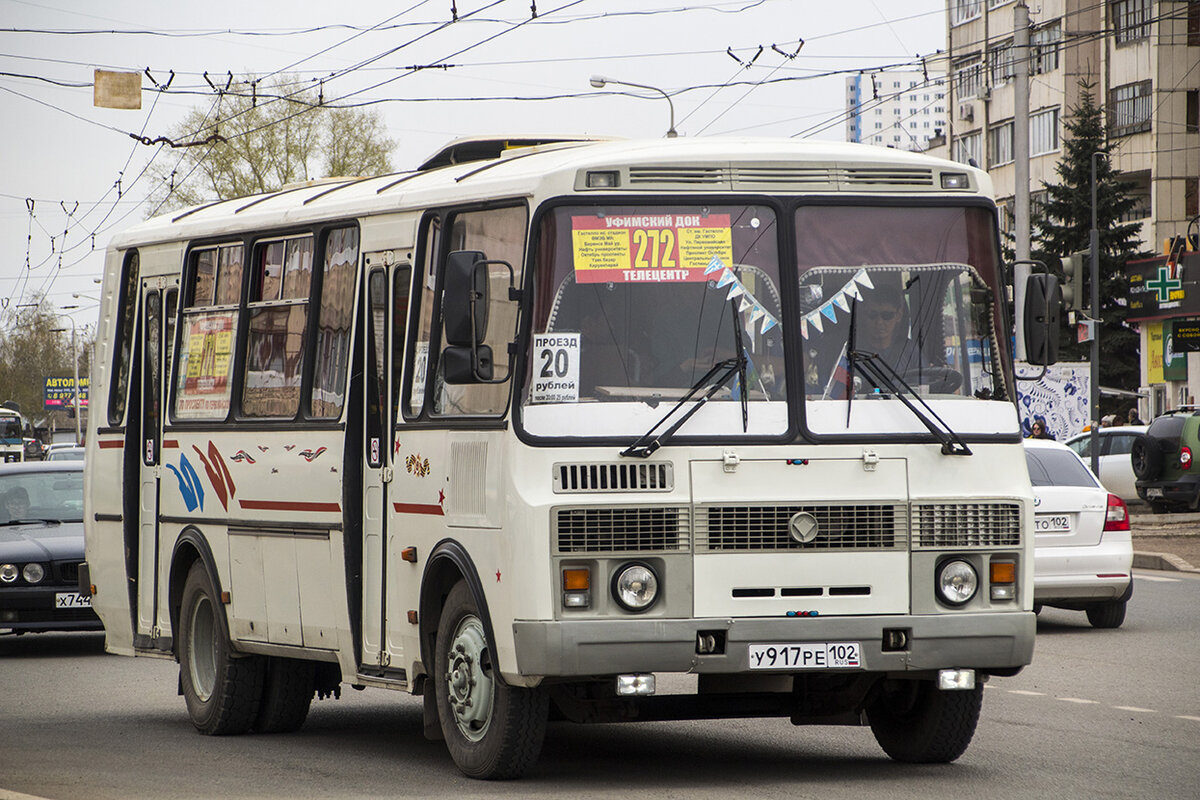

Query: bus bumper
left=512, top=612, right=1035, bottom=677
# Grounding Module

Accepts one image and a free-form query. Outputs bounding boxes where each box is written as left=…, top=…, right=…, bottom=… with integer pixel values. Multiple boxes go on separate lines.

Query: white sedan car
left=1063, top=425, right=1147, bottom=504
left=1023, top=438, right=1133, bottom=628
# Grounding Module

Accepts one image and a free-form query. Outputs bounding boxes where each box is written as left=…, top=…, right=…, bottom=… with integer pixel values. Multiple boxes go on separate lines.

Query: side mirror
left=442, top=344, right=494, bottom=384
left=1024, top=272, right=1061, bottom=366
left=443, top=250, right=489, bottom=347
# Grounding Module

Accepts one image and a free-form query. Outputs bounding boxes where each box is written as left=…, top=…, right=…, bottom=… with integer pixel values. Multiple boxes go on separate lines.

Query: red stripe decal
left=238, top=499, right=341, bottom=513
left=98, top=440, right=124, bottom=449
left=393, top=502, right=445, bottom=516
left=163, top=440, right=180, bottom=449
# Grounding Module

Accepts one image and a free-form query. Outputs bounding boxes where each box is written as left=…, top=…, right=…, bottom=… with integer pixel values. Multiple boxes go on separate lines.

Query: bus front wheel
left=867, top=678, right=982, bottom=763
left=434, top=581, right=548, bottom=779
left=178, top=562, right=265, bottom=735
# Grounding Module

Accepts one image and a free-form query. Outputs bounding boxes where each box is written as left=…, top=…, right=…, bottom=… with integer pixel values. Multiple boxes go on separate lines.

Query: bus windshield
left=523, top=204, right=787, bottom=440
left=796, top=204, right=1008, bottom=436
left=0, top=418, right=22, bottom=442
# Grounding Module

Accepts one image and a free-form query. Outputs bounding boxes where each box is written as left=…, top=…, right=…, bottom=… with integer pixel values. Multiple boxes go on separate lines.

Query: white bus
left=84, top=137, right=1056, bottom=779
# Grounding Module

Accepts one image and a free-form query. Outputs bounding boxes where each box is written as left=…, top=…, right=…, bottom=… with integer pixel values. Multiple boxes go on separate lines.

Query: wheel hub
left=444, top=615, right=494, bottom=742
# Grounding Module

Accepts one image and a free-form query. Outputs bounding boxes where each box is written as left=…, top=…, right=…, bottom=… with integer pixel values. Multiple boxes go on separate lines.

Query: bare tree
left=148, top=75, right=395, bottom=211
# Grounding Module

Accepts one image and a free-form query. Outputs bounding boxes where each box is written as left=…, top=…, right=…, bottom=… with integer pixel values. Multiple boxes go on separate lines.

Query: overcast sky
left=0, top=0, right=946, bottom=329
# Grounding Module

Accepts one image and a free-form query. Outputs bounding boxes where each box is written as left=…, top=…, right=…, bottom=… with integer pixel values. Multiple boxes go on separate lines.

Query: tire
left=868, top=679, right=982, bottom=763
left=1086, top=599, right=1127, bottom=629
left=255, top=657, right=316, bottom=733
left=434, top=581, right=548, bottom=779
left=178, top=562, right=265, bottom=735
left=1131, top=435, right=1163, bottom=480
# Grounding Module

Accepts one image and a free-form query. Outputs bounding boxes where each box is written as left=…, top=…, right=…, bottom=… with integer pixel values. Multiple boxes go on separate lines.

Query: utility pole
left=1013, top=1, right=1032, bottom=361
left=1089, top=152, right=1105, bottom=474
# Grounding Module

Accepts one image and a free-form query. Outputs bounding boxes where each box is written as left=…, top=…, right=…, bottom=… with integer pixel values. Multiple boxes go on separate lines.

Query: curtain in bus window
left=432, top=205, right=527, bottom=417
left=283, top=237, right=314, bottom=300
left=216, top=245, right=244, bottom=306
left=244, top=305, right=307, bottom=417
left=310, top=227, right=358, bottom=419
left=193, top=249, right=217, bottom=306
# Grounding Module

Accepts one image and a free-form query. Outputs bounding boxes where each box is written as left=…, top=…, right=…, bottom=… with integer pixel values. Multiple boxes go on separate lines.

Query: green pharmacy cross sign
left=1147, top=266, right=1183, bottom=302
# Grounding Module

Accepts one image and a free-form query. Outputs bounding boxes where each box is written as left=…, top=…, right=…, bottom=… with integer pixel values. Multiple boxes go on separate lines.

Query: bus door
left=361, top=258, right=412, bottom=672
left=136, top=281, right=175, bottom=642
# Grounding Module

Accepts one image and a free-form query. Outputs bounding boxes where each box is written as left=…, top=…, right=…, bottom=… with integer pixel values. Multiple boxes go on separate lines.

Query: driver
left=855, top=286, right=922, bottom=374
left=4, top=486, right=30, bottom=520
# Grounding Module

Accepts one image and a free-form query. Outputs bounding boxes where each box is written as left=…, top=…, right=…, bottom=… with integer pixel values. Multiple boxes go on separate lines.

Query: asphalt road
left=2, top=568, right=1198, bottom=800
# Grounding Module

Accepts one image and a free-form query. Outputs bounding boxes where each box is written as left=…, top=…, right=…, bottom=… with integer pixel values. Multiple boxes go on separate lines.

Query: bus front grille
left=555, top=506, right=689, bottom=553
left=910, top=502, right=1022, bottom=548
left=553, top=462, right=674, bottom=493
left=695, top=504, right=905, bottom=551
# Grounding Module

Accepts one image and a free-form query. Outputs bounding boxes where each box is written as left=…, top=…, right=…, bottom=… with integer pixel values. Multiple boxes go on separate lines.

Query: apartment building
left=845, top=70, right=948, bottom=151
left=942, top=0, right=1200, bottom=412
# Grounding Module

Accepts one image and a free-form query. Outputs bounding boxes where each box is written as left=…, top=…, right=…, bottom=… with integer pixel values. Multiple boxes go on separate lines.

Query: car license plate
left=1034, top=514, right=1071, bottom=532
left=1146, top=487, right=1163, bottom=498
left=748, top=642, right=861, bottom=670
left=55, top=592, right=92, bottom=609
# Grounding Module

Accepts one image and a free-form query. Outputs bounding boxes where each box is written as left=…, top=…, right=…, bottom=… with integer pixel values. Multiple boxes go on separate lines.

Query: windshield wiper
left=0, top=518, right=63, bottom=526
left=621, top=298, right=752, bottom=459
left=849, top=352, right=972, bottom=456
left=620, top=355, right=746, bottom=458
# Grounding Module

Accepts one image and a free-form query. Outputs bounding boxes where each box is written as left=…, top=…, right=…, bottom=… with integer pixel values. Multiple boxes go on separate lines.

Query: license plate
left=748, top=642, right=861, bottom=670
left=1146, top=487, right=1163, bottom=498
left=1034, top=514, right=1071, bottom=532
left=55, top=592, right=92, bottom=609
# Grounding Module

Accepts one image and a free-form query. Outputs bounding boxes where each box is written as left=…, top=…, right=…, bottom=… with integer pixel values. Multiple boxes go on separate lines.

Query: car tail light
left=1181, top=446, right=1193, bottom=470
left=1104, top=493, right=1130, bottom=532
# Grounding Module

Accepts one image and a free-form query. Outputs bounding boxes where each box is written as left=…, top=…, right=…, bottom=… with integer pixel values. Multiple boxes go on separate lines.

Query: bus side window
left=431, top=205, right=526, bottom=417
left=109, top=250, right=140, bottom=426
left=174, top=243, right=242, bottom=421
left=243, top=236, right=313, bottom=418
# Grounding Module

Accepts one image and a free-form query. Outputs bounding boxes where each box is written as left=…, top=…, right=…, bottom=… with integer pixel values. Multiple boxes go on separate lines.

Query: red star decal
left=438, top=489, right=445, bottom=506
left=393, top=439, right=402, bottom=455
left=496, top=570, right=502, bottom=582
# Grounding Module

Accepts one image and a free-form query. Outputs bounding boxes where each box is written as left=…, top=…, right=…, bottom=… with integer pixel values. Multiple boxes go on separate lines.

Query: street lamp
left=589, top=75, right=678, bottom=138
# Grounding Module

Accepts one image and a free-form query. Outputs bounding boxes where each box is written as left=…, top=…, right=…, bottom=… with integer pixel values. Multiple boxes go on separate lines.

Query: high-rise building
left=942, top=0, right=1200, bottom=413
left=943, top=0, right=1198, bottom=252
left=845, top=70, right=948, bottom=152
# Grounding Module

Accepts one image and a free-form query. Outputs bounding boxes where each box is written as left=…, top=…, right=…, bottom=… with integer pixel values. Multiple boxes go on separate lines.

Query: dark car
left=0, top=461, right=100, bottom=633
left=1132, top=409, right=1200, bottom=512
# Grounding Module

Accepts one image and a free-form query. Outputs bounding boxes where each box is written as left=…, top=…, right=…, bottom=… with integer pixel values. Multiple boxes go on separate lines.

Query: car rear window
left=1025, top=448, right=1099, bottom=488
left=1147, top=415, right=1186, bottom=450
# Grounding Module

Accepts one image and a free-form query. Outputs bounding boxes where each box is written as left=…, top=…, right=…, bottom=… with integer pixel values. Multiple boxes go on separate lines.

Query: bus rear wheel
left=434, top=581, right=548, bottom=779
left=867, top=678, right=982, bottom=763
left=178, top=562, right=264, bottom=735
left=255, top=657, right=316, bottom=733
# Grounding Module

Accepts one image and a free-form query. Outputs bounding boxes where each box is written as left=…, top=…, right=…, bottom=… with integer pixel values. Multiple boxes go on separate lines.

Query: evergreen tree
left=1031, top=81, right=1146, bottom=409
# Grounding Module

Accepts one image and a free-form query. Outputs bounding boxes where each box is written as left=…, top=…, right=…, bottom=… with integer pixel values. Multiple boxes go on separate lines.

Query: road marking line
left=1112, top=706, right=1157, bottom=713
left=1176, top=715, right=1200, bottom=722
left=1059, top=697, right=1099, bottom=704
left=1008, top=690, right=1046, bottom=696
left=1134, top=574, right=1181, bottom=583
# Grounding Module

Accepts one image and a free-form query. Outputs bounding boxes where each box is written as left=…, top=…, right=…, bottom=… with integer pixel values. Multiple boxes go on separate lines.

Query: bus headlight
left=937, top=559, right=978, bottom=605
left=0, top=563, right=17, bottom=583
left=23, top=563, right=45, bottom=584
left=612, top=563, right=659, bottom=612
